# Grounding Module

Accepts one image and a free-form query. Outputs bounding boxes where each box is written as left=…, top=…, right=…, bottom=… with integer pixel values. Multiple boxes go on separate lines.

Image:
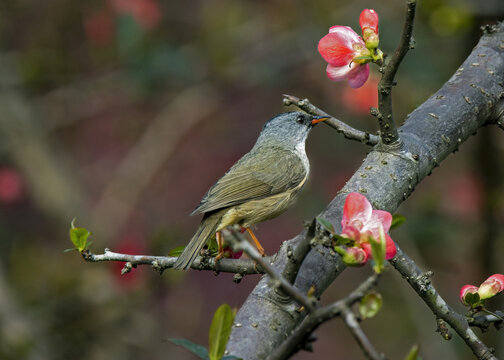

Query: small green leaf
left=359, top=292, right=383, bottom=319
left=316, top=216, right=335, bottom=234
left=169, top=338, right=209, bottom=359
left=404, top=344, right=420, bottom=360
left=464, top=292, right=482, bottom=308
left=69, top=221, right=92, bottom=253
left=332, top=233, right=353, bottom=246
left=390, top=214, right=406, bottom=230
left=369, top=226, right=386, bottom=274
left=209, top=304, right=235, bottom=360
left=168, top=246, right=186, bottom=257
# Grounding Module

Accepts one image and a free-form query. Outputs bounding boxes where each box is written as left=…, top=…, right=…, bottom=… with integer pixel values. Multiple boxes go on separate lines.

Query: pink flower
left=459, top=285, right=479, bottom=306
left=478, top=274, right=504, bottom=300
left=318, top=26, right=370, bottom=88
left=318, top=9, right=382, bottom=88
left=340, top=192, right=396, bottom=260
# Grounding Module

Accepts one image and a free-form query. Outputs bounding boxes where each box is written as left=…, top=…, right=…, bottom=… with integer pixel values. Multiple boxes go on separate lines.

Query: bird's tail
left=173, top=212, right=221, bottom=270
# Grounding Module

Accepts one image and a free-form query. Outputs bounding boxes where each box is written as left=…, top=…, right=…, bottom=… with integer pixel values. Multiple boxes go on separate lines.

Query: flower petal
left=329, top=25, right=363, bottom=44
left=347, top=63, right=370, bottom=88
left=365, top=209, right=392, bottom=236
left=384, top=234, right=396, bottom=260
left=326, top=63, right=354, bottom=81
left=341, top=192, right=372, bottom=227
left=359, top=9, right=379, bottom=34
left=318, top=29, right=357, bottom=67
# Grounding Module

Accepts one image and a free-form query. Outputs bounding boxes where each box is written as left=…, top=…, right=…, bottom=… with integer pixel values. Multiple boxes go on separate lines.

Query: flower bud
left=359, top=9, right=379, bottom=34
left=362, top=28, right=379, bottom=49
left=335, top=246, right=369, bottom=266
left=459, top=285, right=478, bottom=306
left=478, top=274, right=504, bottom=300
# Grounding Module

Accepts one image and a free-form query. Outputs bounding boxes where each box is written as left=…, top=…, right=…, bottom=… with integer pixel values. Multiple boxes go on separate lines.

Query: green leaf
left=168, top=246, right=186, bottom=257
left=209, top=304, right=235, bottom=360
left=464, top=292, right=482, bottom=308
left=69, top=220, right=92, bottom=252
left=316, top=216, right=335, bottom=234
left=359, top=292, right=383, bottom=319
left=169, top=338, right=209, bottom=359
left=369, top=226, right=386, bottom=274
left=390, top=214, right=407, bottom=230
left=222, top=357, right=242, bottom=360
left=332, top=233, right=353, bottom=246
left=404, top=344, right=420, bottom=360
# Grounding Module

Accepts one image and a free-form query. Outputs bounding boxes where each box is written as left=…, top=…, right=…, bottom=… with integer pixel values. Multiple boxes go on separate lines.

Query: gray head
left=254, top=112, right=329, bottom=149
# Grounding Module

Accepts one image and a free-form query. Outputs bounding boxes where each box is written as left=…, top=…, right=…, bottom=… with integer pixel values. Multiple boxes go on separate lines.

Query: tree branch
left=266, top=274, right=379, bottom=360
left=343, top=307, right=384, bottom=360
left=375, top=0, right=417, bottom=146
left=82, top=249, right=265, bottom=276
left=227, top=22, right=504, bottom=360
left=390, top=246, right=497, bottom=360
left=223, top=227, right=317, bottom=312
left=283, top=94, right=379, bottom=146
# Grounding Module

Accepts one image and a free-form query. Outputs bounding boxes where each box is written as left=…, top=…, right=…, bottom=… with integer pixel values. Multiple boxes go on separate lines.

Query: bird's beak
left=311, top=116, right=330, bottom=125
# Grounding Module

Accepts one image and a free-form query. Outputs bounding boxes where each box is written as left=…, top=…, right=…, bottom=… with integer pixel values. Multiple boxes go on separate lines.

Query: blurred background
left=0, top=0, right=503, bottom=359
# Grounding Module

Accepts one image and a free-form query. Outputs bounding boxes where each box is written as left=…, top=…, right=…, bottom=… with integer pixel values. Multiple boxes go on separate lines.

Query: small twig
left=223, top=227, right=317, bottom=312
left=375, top=0, right=417, bottom=146
left=267, top=274, right=379, bottom=360
left=81, top=248, right=265, bottom=275
left=343, top=307, right=384, bottom=360
left=469, top=311, right=504, bottom=330
left=390, top=246, right=497, bottom=360
left=281, top=219, right=316, bottom=284
left=283, top=94, right=379, bottom=146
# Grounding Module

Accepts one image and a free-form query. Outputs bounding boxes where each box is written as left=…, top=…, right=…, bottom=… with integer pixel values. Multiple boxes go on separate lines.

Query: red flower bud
left=459, top=285, right=479, bottom=306
left=359, top=9, right=379, bottom=34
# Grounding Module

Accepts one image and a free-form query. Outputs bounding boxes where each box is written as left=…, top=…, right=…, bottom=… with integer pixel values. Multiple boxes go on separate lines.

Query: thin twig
left=266, top=274, right=379, bottom=360
left=375, top=0, right=417, bottom=146
left=343, top=307, right=384, bottom=360
left=281, top=219, right=316, bottom=284
left=223, top=227, right=318, bottom=312
left=283, top=94, right=379, bottom=146
left=390, top=246, right=497, bottom=360
left=81, top=249, right=265, bottom=275
left=468, top=311, right=504, bottom=330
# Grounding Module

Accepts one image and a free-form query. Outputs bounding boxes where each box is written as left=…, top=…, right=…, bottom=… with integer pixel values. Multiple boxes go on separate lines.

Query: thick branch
left=376, top=0, right=417, bottom=146
left=390, top=247, right=497, bottom=360
left=227, top=22, right=504, bottom=360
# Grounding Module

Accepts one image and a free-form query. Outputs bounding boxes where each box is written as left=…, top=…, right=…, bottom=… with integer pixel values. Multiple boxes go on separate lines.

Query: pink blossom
left=318, top=26, right=370, bottom=88
left=340, top=192, right=396, bottom=260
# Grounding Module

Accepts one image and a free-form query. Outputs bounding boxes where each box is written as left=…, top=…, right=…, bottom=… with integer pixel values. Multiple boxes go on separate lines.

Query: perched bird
left=173, top=111, right=329, bottom=270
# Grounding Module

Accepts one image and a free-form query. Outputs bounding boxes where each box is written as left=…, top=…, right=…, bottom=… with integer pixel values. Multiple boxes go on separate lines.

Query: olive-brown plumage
left=173, top=112, right=328, bottom=270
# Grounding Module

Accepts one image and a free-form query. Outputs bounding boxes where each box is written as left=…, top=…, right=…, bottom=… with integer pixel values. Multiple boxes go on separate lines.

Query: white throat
left=294, top=141, right=310, bottom=174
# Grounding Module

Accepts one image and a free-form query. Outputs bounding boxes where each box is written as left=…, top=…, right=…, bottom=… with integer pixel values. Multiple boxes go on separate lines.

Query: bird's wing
left=191, top=147, right=307, bottom=215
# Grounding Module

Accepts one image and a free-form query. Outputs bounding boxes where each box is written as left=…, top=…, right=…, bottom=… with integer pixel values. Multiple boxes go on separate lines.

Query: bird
left=173, top=111, right=329, bottom=270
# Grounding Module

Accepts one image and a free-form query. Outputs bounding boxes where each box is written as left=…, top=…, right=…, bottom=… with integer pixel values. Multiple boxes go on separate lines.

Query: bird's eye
left=296, top=115, right=304, bottom=124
